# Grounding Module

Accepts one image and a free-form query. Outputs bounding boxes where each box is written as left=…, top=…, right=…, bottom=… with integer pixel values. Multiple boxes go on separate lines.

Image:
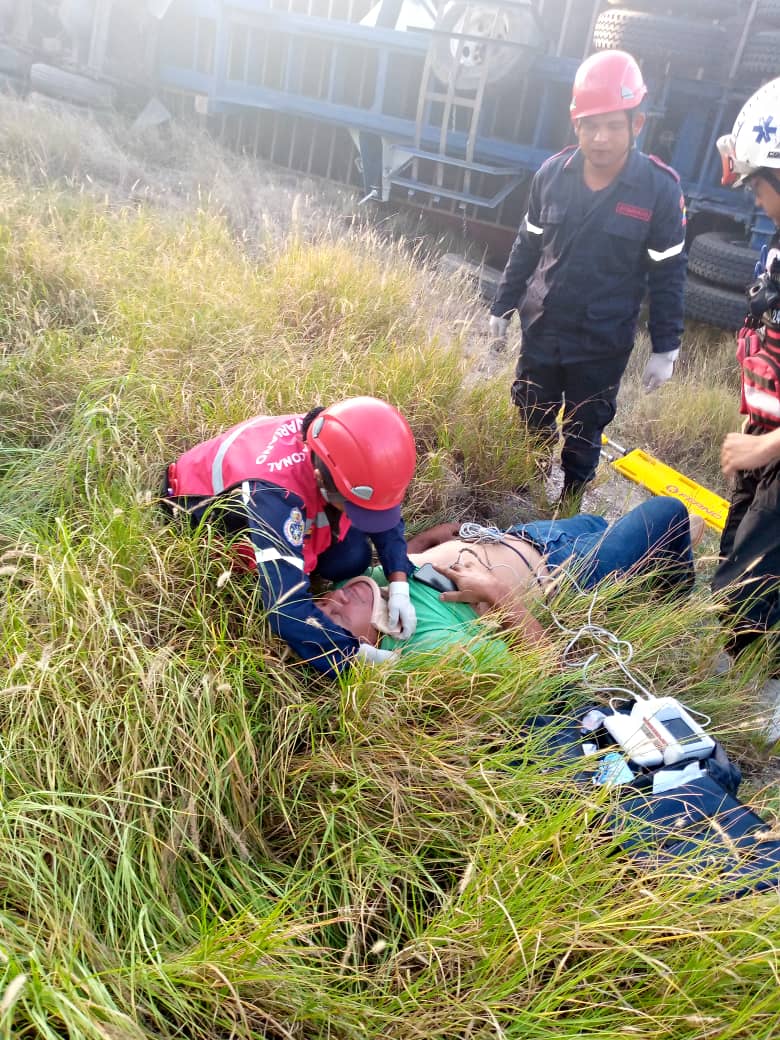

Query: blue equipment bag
left=619, top=774, right=780, bottom=899
left=521, top=707, right=780, bottom=900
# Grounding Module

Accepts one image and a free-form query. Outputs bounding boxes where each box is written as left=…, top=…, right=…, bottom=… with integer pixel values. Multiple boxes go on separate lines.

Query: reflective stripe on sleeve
left=254, top=547, right=305, bottom=570
left=526, top=217, right=543, bottom=235
left=647, top=239, right=685, bottom=262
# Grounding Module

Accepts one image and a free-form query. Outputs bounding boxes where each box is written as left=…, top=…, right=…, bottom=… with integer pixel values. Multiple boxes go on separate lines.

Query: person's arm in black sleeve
left=645, top=179, right=687, bottom=354
left=244, top=485, right=361, bottom=676
left=491, top=172, right=545, bottom=319
left=371, top=519, right=414, bottom=578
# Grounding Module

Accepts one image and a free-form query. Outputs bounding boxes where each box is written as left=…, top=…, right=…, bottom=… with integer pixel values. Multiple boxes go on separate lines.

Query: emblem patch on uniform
left=615, top=202, right=652, bottom=222
left=283, top=508, right=305, bottom=547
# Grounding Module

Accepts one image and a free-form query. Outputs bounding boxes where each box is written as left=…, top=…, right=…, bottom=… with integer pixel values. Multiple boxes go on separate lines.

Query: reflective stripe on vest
left=171, top=415, right=346, bottom=573
left=744, top=385, right=780, bottom=422
left=741, top=327, right=780, bottom=429
left=212, top=417, right=271, bottom=494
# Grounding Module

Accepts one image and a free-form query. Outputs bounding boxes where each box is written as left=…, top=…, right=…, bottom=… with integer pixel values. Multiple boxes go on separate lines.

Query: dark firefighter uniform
left=491, top=145, right=687, bottom=488
left=712, top=232, right=780, bottom=656
left=162, top=414, right=411, bottom=676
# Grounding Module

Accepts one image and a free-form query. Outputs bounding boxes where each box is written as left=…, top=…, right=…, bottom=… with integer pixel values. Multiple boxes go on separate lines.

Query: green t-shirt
left=368, top=566, right=513, bottom=671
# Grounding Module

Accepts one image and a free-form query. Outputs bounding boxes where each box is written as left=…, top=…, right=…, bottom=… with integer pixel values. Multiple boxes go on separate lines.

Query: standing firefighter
left=489, top=49, right=687, bottom=509
left=714, top=78, right=780, bottom=668
left=162, top=396, right=418, bottom=675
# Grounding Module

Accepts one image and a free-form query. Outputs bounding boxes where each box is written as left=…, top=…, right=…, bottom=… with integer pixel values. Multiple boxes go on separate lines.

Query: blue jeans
left=508, top=497, right=694, bottom=593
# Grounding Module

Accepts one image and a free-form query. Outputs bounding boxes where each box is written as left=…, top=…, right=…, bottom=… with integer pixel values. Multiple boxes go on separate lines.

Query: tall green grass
left=0, top=95, right=778, bottom=1038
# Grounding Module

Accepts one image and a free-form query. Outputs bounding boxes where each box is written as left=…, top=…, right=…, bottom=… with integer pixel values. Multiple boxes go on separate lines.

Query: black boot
left=557, top=480, right=587, bottom=516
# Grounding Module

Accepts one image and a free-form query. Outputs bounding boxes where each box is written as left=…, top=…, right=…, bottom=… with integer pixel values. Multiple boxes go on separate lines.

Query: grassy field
left=0, top=95, right=778, bottom=1039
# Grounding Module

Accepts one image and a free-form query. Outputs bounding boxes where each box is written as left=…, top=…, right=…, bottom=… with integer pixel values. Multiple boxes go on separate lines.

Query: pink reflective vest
left=166, top=413, right=349, bottom=573
left=737, top=326, right=780, bottom=430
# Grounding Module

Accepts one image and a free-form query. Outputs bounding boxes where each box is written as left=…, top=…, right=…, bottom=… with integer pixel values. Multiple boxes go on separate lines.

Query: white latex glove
left=642, top=350, right=679, bottom=392
left=355, top=643, right=399, bottom=666
left=387, top=580, right=417, bottom=639
left=489, top=314, right=509, bottom=343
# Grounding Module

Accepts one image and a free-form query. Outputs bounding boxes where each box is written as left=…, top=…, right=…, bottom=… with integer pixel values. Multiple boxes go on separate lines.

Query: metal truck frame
left=2, top=0, right=776, bottom=323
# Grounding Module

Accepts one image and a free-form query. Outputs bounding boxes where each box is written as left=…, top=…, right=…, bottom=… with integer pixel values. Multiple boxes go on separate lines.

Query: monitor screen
left=663, top=716, right=696, bottom=741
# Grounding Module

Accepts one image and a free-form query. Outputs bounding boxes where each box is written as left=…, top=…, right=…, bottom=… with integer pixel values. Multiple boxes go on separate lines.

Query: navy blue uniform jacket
left=491, top=146, right=687, bottom=361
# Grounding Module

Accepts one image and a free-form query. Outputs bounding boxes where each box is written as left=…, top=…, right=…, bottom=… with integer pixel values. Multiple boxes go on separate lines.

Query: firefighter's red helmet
left=305, top=396, right=416, bottom=533
left=570, top=50, right=647, bottom=122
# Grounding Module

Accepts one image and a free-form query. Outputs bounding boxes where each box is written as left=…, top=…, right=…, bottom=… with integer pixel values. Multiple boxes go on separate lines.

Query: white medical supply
left=603, top=695, right=714, bottom=767
left=651, top=761, right=705, bottom=795
left=603, top=711, right=664, bottom=768
left=580, top=709, right=607, bottom=732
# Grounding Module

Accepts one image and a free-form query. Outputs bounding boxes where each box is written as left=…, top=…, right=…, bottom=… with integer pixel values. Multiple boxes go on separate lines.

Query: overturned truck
left=4, top=0, right=780, bottom=328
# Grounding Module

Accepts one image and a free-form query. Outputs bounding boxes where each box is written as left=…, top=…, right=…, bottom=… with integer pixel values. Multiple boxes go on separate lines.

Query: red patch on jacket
left=615, top=202, right=652, bottom=222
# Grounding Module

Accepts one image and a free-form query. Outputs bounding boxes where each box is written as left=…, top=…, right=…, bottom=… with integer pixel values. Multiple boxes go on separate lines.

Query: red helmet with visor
left=570, top=50, right=647, bottom=122
left=305, top=396, right=416, bottom=533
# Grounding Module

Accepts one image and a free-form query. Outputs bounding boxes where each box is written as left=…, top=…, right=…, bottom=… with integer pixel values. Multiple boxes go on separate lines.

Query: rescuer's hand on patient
left=642, top=350, right=678, bottom=392
left=356, top=643, right=399, bottom=666
left=489, top=314, right=509, bottom=345
left=387, top=580, right=417, bottom=639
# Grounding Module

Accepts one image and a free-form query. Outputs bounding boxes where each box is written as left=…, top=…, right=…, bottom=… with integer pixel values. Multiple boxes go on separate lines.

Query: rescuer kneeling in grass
left=161, top=396, right=418, bottom=675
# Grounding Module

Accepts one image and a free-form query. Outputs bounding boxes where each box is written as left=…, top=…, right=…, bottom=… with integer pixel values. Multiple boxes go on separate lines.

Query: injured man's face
left=317, top=576, right=399, bottom=645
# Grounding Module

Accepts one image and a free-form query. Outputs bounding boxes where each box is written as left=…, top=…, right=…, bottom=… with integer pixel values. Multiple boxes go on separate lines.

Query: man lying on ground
left=316, top=496, right=701, bottom=664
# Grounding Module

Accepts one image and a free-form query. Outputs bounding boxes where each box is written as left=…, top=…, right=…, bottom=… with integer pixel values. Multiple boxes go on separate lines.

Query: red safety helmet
left=304, top=396, right=416, bottom=533
left=570, top=50, right=647, bottom=122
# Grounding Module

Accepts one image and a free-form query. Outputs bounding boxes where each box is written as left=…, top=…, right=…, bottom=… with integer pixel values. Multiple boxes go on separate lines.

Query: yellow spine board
left=609, top=449, right=730, bottom=532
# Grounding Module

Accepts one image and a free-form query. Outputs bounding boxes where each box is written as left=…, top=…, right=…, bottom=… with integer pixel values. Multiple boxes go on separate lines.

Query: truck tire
left=29, top=63, right=115, bottom=108
left=688, top=231, right=760, bottom=291
left=739, top=31, right=780, bottom=79
left=684, top=274, right=747, bottom=331
left=606, top=0, right=733, bottom=19
left=432, top=1, right=544, bottom=90
left=592, top=10, right=728, bottom=72
left=0, top=45, right=31, bottom=78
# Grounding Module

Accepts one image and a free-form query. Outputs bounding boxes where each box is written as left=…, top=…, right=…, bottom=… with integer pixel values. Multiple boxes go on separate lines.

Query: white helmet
left=718, top=77, right=780, bottom=187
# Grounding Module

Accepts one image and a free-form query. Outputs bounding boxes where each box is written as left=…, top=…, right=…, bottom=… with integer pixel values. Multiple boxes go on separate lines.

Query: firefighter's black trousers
left=511, top=339, right=629, bottom=489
